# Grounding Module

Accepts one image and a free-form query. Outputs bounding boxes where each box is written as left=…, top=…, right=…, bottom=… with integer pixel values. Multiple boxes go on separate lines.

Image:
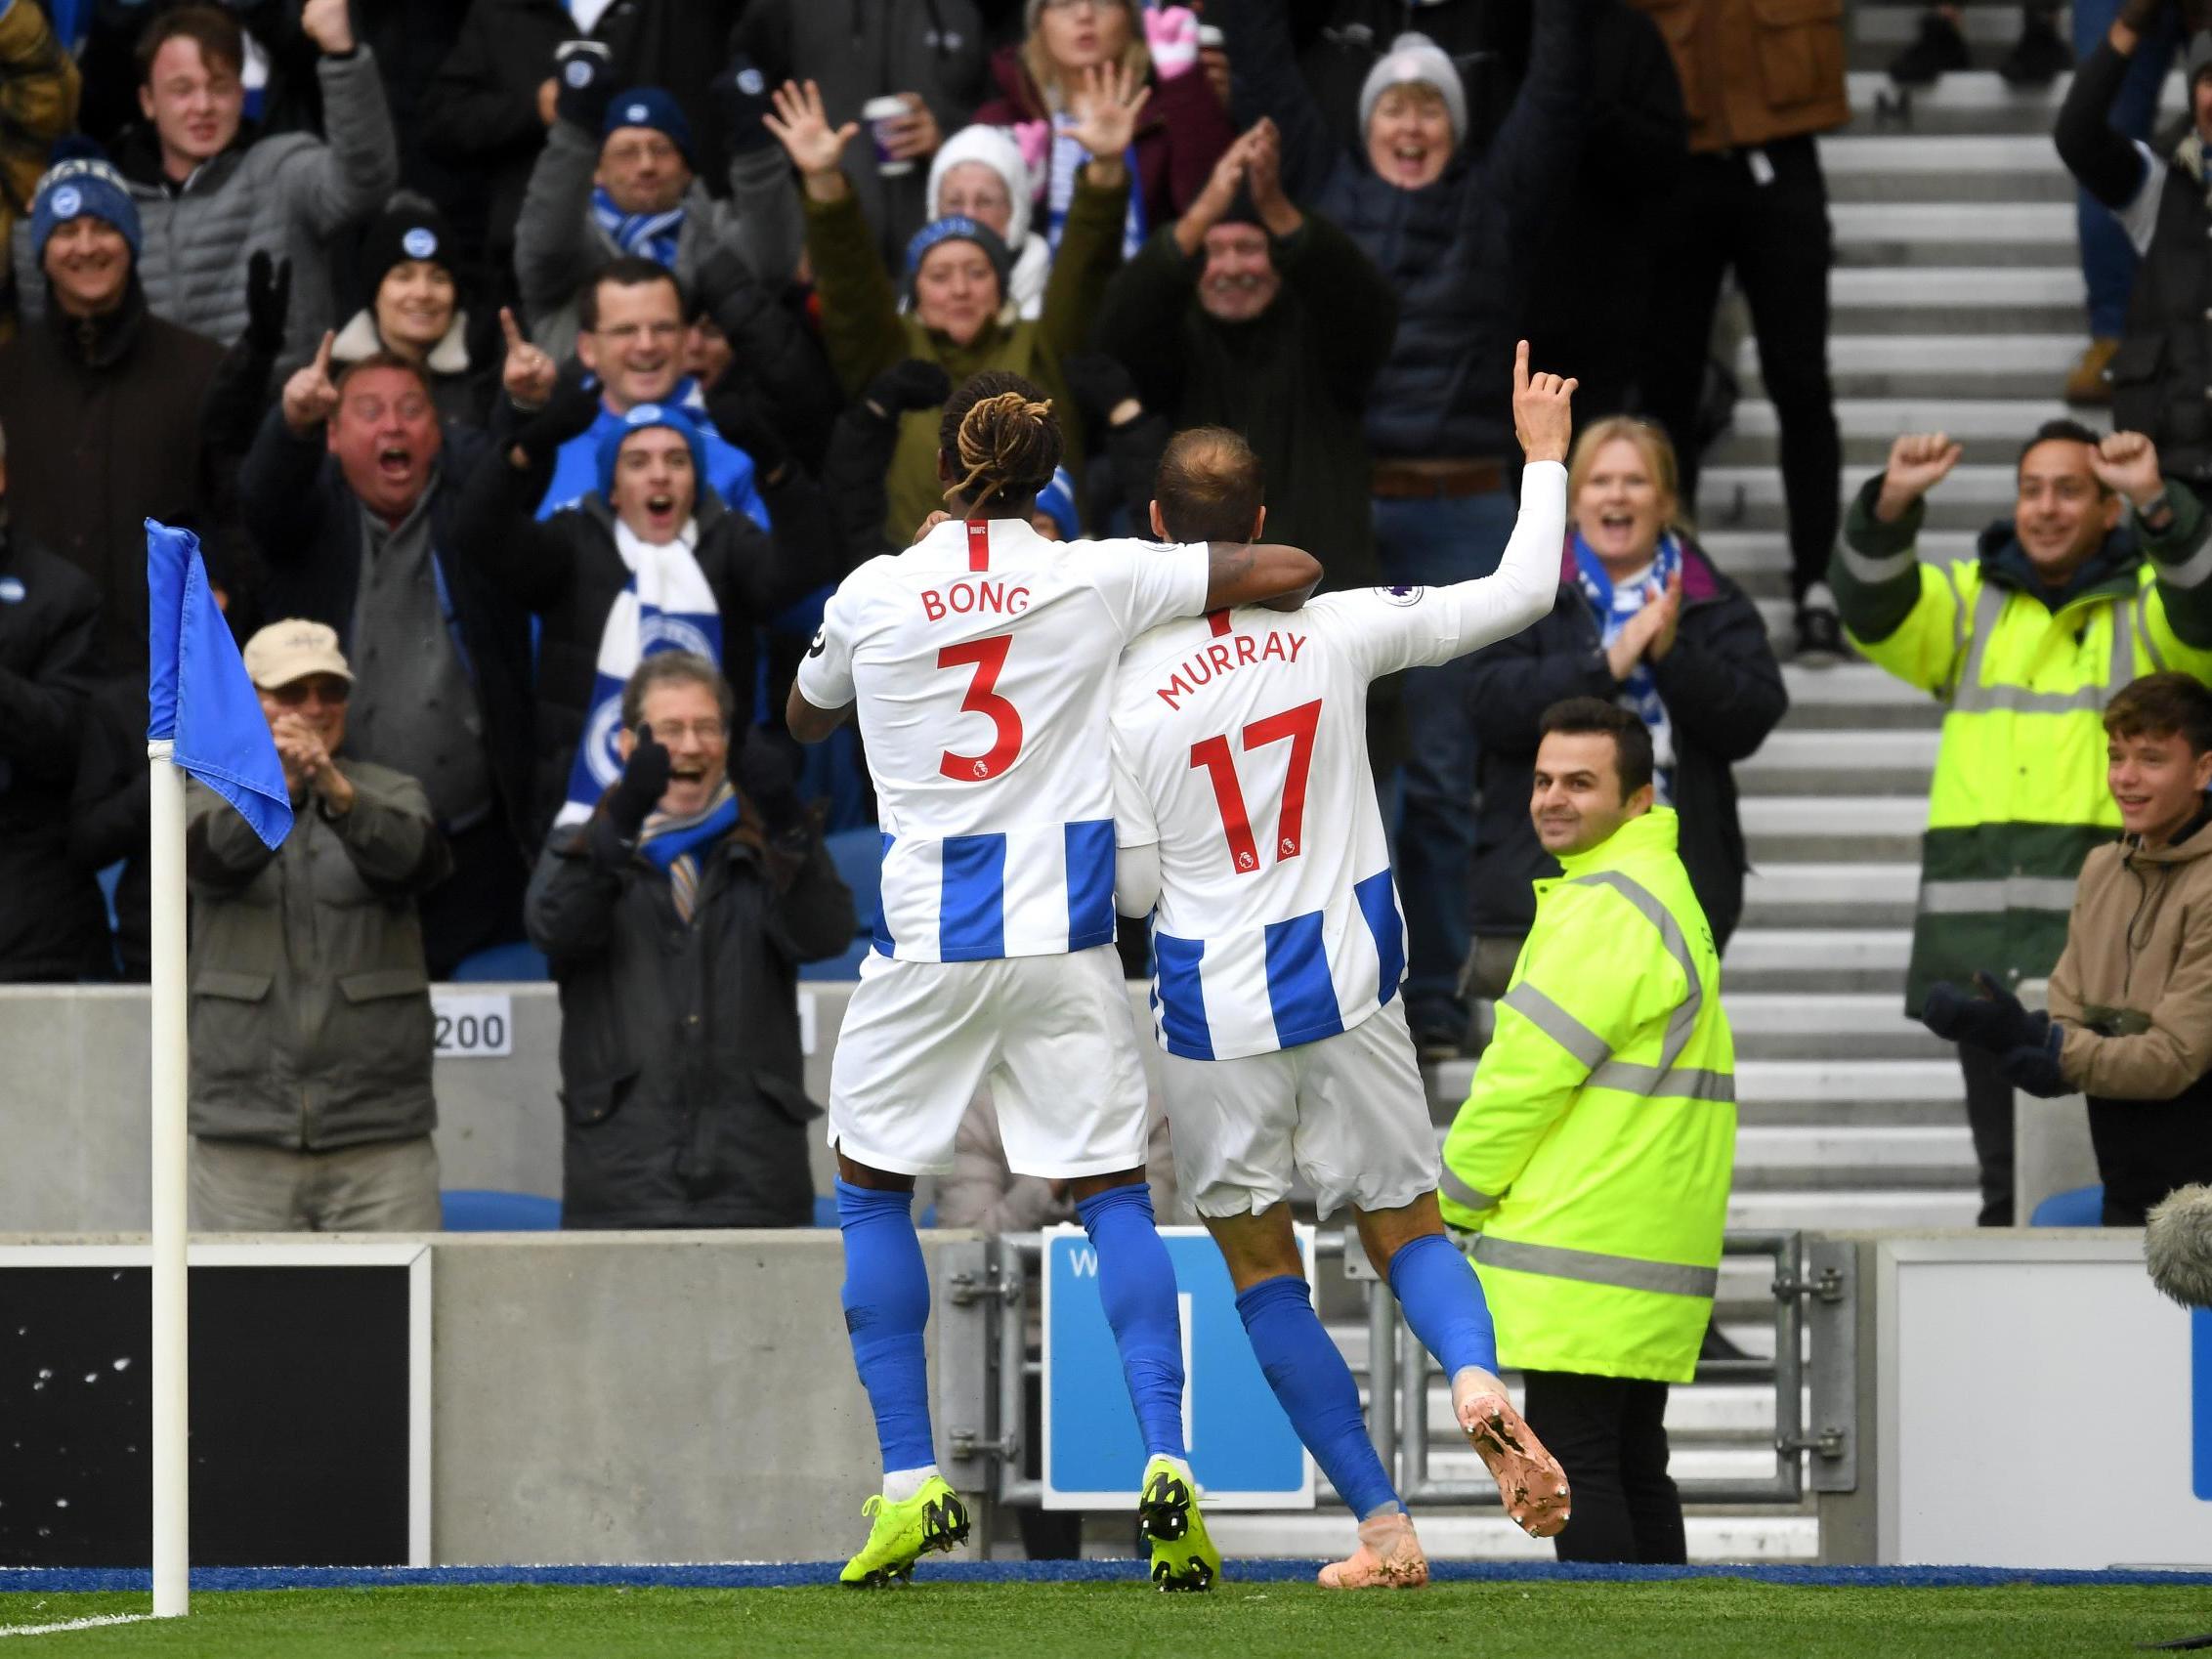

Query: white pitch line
left=0, top=1614, right=157, bottom=1638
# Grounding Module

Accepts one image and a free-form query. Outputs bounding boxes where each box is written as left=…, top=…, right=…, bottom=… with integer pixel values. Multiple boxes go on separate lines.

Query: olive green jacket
left=185, top=759, right=450, bottom=1149
left=805, top=165, right=1127, bottom=544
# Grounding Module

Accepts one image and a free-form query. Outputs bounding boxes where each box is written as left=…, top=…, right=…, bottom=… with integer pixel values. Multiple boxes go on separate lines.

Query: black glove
left=735, top=725, right=805, bottom=837
left=710, top=55, right=777, bottom=153
left=244, top=250, right=291, bottom=358
left=1061, top=352, right=1141, bottom=429
left=863, top=359, right=952, bottom=420
left=1998, top=1027, right=2070, bottom=1098
left=513, top=371, right=604, bottom=460
left=604, top=724, right=672, bottom=840
left=1920, top=971, right=2050, bottom=1054
left=554, top=39, right=617, bottom=132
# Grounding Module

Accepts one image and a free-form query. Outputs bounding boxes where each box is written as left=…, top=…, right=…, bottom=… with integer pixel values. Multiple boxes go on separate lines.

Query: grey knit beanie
left=1358, top=32, right=1468, bottom=147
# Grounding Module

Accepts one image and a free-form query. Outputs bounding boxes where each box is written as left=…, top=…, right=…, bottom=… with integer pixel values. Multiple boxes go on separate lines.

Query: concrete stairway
left=1303, top=16, right=2175, bottom=1565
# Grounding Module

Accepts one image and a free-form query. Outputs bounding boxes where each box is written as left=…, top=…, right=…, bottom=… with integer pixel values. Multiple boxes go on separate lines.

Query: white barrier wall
left=1877, top=1233, right=2210, bottom=1566
left=0, top=982, right=1174, bottom=1230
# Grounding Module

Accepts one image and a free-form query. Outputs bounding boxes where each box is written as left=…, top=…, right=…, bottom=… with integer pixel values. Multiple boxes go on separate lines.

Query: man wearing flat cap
left=185, top=618, right=450, bottom=1233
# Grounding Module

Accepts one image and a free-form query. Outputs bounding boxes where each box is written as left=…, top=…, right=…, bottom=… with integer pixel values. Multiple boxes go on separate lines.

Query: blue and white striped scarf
left=590, top=185, right=685, bottom=269
left=1572, top=529, right=1680, bottom=805
left=1042, top=117, right=1147, bottom=261
left=556, top=518, right=723, bottom=829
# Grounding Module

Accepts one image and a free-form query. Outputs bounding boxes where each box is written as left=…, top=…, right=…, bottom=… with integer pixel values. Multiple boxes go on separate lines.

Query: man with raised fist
left=1833, top=421, right=2212, bottom=1223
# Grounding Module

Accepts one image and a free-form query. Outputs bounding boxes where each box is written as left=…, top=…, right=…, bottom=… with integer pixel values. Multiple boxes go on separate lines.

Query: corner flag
left=143, top=518, right=295, bottom=1619
left=145, top=520, right=291, bottom=848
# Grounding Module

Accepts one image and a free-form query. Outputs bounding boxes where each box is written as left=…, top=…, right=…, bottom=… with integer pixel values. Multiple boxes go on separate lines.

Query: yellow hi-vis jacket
left=1440, top=808, right=1735, bottom=1384
left=1830, top=475, right=2212, bottom=1015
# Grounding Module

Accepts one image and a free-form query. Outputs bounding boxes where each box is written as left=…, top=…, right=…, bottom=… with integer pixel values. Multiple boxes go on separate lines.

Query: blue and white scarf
left=1042, top=117, right=1147, bottom=261
left=637, top=782, right=740, bottom=924
left=556, top=518, right=724, bottom=829
left=590, top=185, right=685, bottom=269
left=1572, top=529, right=1680, bottom=805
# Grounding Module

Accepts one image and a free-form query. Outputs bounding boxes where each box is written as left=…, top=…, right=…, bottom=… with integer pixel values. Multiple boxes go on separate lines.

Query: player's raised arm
left=1203, top=541, right=1323, bottom=613
left=1433, top=341, right=1573, bottom=653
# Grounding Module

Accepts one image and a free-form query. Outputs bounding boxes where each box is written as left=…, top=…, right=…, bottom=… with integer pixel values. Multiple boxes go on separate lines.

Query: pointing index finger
left=312, top=329, right=334, bottom=377
left=1513, top=339, right=1530, bottom=397
left=500, top=306, right=526, bottom=351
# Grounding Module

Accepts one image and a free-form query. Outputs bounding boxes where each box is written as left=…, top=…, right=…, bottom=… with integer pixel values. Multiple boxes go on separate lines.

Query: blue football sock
left=1075, top=1184, right=1188, bottom=1460
left=835, top=1179, right=936, bottom=1475
left=1388, top=1232, right=1499, bottom=1379
left=1235, top=1275, right=1402, bottom=1520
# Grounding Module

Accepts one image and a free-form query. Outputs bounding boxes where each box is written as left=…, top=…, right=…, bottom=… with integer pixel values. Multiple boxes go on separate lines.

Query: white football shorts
left=827, top=944, right=1151, bottom=1179
left=1159, top=997, right=1441, bottom=1219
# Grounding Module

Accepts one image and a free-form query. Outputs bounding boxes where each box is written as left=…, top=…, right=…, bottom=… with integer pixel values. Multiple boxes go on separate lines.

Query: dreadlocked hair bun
left=939, top=369, right=1063, bottom=511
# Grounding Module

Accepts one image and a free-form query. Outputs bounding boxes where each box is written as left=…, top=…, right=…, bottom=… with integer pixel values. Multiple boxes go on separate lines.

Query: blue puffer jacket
left=1219, top=0, right=1587, bottom=460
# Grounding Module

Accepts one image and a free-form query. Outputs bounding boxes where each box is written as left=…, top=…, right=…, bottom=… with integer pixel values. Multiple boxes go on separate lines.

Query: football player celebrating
left=1106, top=343, right=1577, bottom=1588
left=788, top=371, right=1322, bottom=1589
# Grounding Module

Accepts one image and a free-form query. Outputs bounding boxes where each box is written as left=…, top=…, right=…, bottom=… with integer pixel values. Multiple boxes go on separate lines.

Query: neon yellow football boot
left=1136, top=1456, right=1220, bottom=1592
left=838, top=1475, right=970, bottom=1588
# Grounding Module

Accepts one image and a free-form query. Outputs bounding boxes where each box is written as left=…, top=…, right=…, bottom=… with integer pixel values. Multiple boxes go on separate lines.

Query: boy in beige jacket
left=1923, top=671, right=2212, bottom=1223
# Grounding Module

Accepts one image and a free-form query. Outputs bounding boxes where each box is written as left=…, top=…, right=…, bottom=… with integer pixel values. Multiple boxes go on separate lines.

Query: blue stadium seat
left=441, top=1189, right=563, bottom=1230
left=2029, top=1184, right=2105, bottom=1226
left=450, top=941, right=551, bottom=982
left=96, top=861, right=123, bottom=933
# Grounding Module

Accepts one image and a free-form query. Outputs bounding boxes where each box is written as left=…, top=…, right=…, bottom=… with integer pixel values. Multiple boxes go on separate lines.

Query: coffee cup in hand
left=862, top=96, right=916, bottom=177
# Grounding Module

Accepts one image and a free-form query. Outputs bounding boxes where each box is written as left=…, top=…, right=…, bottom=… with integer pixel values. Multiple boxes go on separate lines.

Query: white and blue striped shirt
left=797, top=517, right=1211, bottom=963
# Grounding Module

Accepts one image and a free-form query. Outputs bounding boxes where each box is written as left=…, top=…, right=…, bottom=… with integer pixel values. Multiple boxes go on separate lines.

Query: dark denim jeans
left=1373, top=487, right=1519, bottom=1036
left=2075, top=0, right=2177, bottom=339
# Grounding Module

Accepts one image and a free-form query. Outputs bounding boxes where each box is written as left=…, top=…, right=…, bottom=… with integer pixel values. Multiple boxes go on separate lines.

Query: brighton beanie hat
left=360, top=195, right=455, bottom=298
left=1358, top=32, right=1468, bottom=147
left=1034, top=465, right=1080, bottom=539
left=602, top=86, right=696, bottom=166
left=596, top=402, right=708, bottom=503
left=903, top=214, right=1014, bottom=298
left=30, top=140, right=143, bottom=264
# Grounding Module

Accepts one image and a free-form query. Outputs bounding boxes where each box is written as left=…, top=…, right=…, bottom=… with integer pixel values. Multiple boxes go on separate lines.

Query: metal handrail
left=980, top=1228, right=1812, bottom=1510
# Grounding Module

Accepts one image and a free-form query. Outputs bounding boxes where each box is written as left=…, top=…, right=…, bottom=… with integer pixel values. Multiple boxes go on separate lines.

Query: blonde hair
left=939, top=372, right=1063, bottom=511
left=1565, top=416, right=1688, bottom=536
left=1022, top=2, right=1151, bottom=112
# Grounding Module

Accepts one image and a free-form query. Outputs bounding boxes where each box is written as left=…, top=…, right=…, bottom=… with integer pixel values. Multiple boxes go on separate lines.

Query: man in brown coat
left=1923, top=671, right=2212, bottom=1224
left=1624, top=0, right=1850, bottom=663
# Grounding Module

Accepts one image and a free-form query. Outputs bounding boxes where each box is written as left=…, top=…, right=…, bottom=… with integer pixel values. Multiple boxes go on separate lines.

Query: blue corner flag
left=145, top=520, right=293, bottom=850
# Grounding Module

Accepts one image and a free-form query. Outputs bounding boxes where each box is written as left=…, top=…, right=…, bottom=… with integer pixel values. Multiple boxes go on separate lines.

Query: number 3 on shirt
left=1189, top=699, right=1322, bottom=873
left=937, top=635, right=1023, bottom=781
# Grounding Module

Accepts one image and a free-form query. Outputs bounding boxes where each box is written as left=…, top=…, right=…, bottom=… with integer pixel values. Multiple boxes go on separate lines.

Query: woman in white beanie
left=924, top=124, right=1053, bottom=320
left=1216, top=0, right=1592, bottom=1059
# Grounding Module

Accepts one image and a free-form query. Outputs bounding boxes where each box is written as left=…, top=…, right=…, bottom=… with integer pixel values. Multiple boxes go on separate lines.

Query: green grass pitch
left=3, top=1580, right=2209, bottom=1658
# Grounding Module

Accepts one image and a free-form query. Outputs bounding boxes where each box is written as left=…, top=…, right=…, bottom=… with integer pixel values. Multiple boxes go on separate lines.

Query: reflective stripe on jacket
left=1831, top=477, right=2212, bottom=1014
left=1439, top=808, right=1735, bottom=1384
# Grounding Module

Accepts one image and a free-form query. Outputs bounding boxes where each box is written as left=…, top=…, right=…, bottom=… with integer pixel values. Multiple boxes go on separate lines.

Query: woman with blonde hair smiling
left=1461, top=415, right=1788, bottom=994
left=972, top=0, right=1233, bottom=261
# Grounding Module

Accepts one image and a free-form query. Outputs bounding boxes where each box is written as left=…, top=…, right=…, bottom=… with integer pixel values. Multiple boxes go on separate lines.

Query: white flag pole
left=146, top=738, right=190, bottom=1620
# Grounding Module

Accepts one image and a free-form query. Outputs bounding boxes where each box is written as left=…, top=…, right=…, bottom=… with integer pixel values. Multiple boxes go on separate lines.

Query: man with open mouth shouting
left=453, top=392, right=836, bottom=846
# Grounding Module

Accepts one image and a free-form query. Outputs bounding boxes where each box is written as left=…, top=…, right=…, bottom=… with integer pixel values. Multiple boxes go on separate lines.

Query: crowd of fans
left=2, top=0, right=2211, bottom=1237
